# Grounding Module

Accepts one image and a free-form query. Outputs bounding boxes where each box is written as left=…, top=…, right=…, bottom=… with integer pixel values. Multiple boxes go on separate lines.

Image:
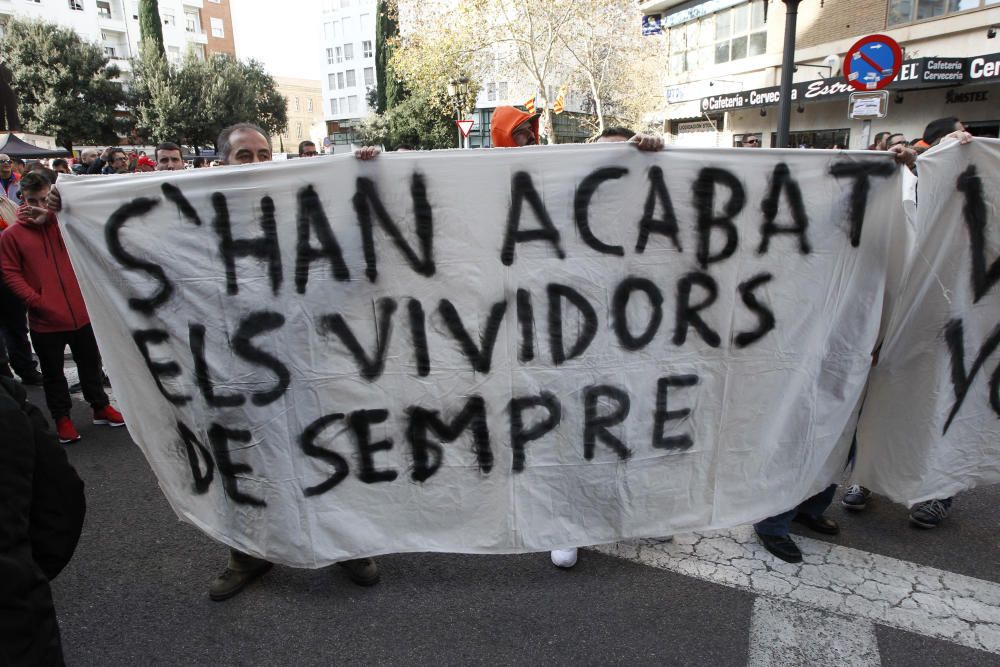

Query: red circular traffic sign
left=843, top=34, right=903, bottom=91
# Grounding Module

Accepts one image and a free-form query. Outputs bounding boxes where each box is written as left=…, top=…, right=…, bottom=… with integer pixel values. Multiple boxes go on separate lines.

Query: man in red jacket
left=0, top=171, right=124, bottom=443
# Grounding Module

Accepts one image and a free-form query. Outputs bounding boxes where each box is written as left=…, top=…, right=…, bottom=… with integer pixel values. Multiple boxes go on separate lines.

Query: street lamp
left=448, top=76, right=470, bottom=148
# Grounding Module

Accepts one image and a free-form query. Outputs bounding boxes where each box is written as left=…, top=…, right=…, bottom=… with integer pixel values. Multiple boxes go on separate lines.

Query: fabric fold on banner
left=857, top=138, right=1000, bottom=505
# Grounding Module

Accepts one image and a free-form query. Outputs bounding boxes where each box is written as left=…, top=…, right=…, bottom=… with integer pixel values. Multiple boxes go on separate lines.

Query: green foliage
left=0, top=18, right=124, bottom=151
left=139, top=0, right=165, bottom=58
left=375, top=0, right=406, bottom=112
left=359, top=89, right=461, bottom=151
left=385, top=92, right=460, bottom=150
left=129, top=52, right=288, bottom=151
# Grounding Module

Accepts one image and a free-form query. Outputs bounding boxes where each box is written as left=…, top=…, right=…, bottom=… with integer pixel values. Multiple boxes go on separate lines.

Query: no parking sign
left=843, top=34, right=903, bottom=91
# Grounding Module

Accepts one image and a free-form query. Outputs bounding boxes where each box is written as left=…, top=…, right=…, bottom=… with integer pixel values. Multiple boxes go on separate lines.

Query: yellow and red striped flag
left=524, top=96, right=536, bottom=114
left=553, top=91, right=565, bottom=114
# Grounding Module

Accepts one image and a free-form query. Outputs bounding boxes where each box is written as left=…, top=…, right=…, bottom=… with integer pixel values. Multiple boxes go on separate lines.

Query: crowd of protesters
left=0, top=112, right=978, bottom=665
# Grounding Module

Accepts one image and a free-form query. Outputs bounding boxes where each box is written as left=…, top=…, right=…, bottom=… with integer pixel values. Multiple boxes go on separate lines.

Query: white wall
left=319, top=0, right=376, bottom=122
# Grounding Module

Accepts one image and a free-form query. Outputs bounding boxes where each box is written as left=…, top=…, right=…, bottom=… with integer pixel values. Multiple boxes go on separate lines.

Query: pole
left=776, top=0, right=802, bottom=148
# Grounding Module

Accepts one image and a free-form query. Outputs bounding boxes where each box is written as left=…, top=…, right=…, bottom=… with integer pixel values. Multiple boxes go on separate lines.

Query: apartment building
left=272, top=76, right=325, bottom=155
left=641, top=0, right=1000, bottom=147
left=319, top=0, right=376, bottom=145
left=0, top=0, right=236, bottom=72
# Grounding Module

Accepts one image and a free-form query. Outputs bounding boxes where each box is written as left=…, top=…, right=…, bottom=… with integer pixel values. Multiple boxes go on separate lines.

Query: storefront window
left=667, top=0, right=766, bottom=74
left=769, top=129, right=851, bottom=149
left=889, top=0, right=995, bottom=25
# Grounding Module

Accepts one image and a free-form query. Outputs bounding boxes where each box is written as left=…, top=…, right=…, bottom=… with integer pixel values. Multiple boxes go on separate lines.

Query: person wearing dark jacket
left=0, top=171, right=125, bottom=444
left=0, top=375, right=86, bottom=666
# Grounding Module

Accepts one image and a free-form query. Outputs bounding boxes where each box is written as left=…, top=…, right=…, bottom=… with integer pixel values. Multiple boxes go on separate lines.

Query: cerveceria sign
left=701, top=52, right=1000, bottom=112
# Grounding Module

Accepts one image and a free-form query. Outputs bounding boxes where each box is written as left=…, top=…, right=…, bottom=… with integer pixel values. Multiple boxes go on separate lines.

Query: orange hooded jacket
left=490, top=106, right=539, bottom=148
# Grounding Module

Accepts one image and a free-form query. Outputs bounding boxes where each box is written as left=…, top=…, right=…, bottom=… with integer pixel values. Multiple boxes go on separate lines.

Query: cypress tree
left=375, top=0, right=406, bottom=113
left=139, top=0, right=165, bottom=57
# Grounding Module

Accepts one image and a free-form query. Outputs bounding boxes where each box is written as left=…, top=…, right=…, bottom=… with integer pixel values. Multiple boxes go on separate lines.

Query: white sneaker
left=550, top=548, right=578, bottom=568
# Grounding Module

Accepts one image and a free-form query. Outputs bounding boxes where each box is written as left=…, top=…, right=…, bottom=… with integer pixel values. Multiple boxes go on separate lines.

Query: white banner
left=58, top=145, right=908, bottom=566
left=857, top=139, right=1000, bottom=505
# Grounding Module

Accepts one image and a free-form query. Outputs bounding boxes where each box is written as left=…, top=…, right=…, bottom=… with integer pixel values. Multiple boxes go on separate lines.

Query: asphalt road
left=41, top=386, right=1000, bottom=666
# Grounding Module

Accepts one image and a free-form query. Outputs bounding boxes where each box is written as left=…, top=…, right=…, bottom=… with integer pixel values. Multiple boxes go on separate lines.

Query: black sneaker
left=338, top=558, right=380, bottom=586
left=755, top=531, right=802, bottom=563
left=910, top=498, right=952, bottom=528
left=841, top=484, right=872, bottom=511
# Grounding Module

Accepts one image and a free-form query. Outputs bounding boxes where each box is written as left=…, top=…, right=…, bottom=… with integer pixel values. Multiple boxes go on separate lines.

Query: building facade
left=641, top=0, right=1000, bottom=147
left=272, top=77, right=325, bottom=155
left=0, top=0, right=236, bottom=72
left=319, top=0, right=376, bottom=148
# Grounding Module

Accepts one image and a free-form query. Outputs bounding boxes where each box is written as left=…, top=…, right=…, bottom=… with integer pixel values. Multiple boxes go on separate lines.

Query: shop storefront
left=698, top=51, right=1000, bottom=148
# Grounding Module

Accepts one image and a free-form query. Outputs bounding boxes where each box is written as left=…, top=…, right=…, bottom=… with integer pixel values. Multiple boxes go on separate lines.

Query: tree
left=375, top=0, right=406, bottom=113
left=139, top=0, right=166, bottom=58
left=558, top=0, right=644, bottom=136
left=128, top=52, right=287, bottom=152
left=0, top=18, right=124, bottom=151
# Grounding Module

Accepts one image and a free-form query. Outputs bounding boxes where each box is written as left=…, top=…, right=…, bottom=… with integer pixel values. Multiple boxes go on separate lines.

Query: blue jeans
left=754, top=484, right=837, bottom=537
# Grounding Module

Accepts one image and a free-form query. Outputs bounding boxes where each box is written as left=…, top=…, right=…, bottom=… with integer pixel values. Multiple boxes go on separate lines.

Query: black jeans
left=0, top=281, right=38, bottom=379
left=30, top=324, right=108, bottom=420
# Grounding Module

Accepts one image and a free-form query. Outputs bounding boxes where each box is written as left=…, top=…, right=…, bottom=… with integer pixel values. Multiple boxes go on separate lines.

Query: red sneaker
left=93, top=405, right=125, bottom=427
left=56, top=416, right=82, bottom=444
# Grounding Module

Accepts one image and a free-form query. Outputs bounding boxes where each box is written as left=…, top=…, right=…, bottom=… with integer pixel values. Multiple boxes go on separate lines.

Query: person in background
left=298, top=140, right=318, bottom=157
left=885, top=133, right=908, bottom=149
left=154, top=142, right=185, bottom=172
left=11, top=158, right=25, bottom=178
left=0, top=153, right=21, bottom=205
left=0, top=171, right=125, bottom=445
left=50, top=159, right=70, bottom=176
left=741, top=134, right=760, bottom=148
left=191, top=157, right=206, bottom=169
left=868, top=131, right=891, bottom=150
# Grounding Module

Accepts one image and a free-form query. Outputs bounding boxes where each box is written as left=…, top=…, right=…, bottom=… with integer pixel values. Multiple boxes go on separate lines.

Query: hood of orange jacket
left=490, top=106, right=539, bottom=148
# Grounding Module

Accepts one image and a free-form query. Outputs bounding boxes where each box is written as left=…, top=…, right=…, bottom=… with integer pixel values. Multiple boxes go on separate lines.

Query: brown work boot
left=209, top=550, right=273, bottom=601
left=337, top=558, right=380, bottom=586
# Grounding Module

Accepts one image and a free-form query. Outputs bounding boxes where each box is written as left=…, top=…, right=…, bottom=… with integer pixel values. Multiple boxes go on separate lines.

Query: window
left=167, top=45, right=181, bottom=63
left=336, top=72, right=344, bottom=89
left=335, top=46, right=343, bottom=63
left=330, top=98, right=338, bottom=114
left=347, top=95, right=358, bottom=113
left=341, top=0, right=351, bottom=6
left=69, top=0, right=84, bottom=11
left=210, top=18, right=224, bottom=38
left=363, top=66, right=374, bottom=86
left=339, top=96, right=347, bottom=113
left=308, top=98, right=314, bottom=112
left=362, top=40, right=373, bottom=58
left=344, top=43, right=354, bottom=61
left=184, top=10, right=200, bottom=33
left=667, top=0, right=765, bottom=73
left=888, top=0, right=996, bottom=25
left=360, top=13, right=372, bottom=32
left=96, top=0, right=111, bottom=18
left=326, top=47, right=335, bottom=64
left=162, top=10, right=175, bottom=26
left=346, top=69, right=356, bottom=87
left=296, top=122, right=303, bottom=138
left=104, top=46, right=117, bottom=57
left=498, top=82, right=508, bottom=101
left=328, top=73, right=336, bottom=89
left=487, top=82, right=496, bottom=101
left=294, top=97, right=300, bottom=112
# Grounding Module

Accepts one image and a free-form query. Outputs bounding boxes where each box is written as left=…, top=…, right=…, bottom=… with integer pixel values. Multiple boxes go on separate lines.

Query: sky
left=230, top=0, right=324, bottom=80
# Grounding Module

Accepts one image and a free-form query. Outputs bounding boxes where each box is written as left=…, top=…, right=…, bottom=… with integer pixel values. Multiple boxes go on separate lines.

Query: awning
left=0, top=133, right=71, bottom=159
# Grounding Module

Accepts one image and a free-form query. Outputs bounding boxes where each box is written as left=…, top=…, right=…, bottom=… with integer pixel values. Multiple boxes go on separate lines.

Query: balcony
left=182, top=0, right=204, bottom=7
left=97, top=15, right=128, bottom=34
left=184, top=29, right=208, bottom=44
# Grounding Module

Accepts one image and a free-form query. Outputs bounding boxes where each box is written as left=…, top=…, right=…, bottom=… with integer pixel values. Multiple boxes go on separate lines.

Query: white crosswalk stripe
left=593, top=526, right=1000, bottom=657
left=748, top=597, right=881, bottom=667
